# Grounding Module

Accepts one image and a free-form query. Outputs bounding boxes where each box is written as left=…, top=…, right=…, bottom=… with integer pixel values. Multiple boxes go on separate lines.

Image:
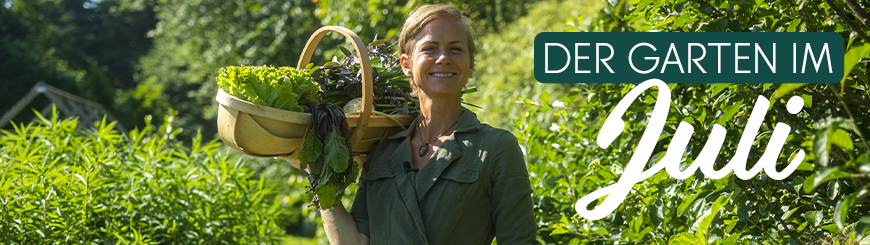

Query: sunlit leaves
left=216, top=65, right=320, bottom=112
left=0, top=111, right=285, bottom=243
left=834, top=193, right=857, bottom=230
left=698, top=193, right=730, bottom=238
left=829, top=129, right=854, bottom=151
left=841, top=43, right=870, bottom=86
left=298, top=104, right=356, bottom=210
left=771, top=83, right=805, bottom=102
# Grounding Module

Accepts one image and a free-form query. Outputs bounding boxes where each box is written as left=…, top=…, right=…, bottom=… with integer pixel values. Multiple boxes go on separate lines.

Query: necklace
left=416, top=114, right=462, bottom=157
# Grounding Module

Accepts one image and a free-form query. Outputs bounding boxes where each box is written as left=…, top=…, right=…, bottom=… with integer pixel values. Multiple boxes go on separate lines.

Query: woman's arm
left=320, top=202, right=369, bottom=245
left=490, top=132, right=540, bottom=244
left=299, top=161, right=369, bottom=245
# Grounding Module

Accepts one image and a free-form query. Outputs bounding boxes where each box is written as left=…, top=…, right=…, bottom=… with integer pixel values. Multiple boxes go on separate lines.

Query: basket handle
left=297, top=26, right=373, bottom=151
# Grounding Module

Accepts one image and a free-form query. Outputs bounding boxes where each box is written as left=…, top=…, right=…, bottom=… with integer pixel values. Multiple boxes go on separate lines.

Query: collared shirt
left=349, top=107, right=540, bottom=245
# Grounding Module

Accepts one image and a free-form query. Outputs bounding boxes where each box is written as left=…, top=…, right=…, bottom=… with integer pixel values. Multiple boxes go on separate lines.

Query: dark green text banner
left=534, top=32, right=843, bottom=83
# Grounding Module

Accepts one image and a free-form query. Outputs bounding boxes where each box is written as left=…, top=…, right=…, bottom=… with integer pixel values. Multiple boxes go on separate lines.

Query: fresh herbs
left=309, top=40, right=417, bottom=115
left=297, top=103, right=360, bottom=210
left=216, top=65, right=320, bottom=112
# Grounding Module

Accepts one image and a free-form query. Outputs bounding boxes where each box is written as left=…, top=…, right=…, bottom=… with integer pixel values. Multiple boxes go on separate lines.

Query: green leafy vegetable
left=300, top=103, right=359, bottom=210
left=216, top=65, right=320, bottom=112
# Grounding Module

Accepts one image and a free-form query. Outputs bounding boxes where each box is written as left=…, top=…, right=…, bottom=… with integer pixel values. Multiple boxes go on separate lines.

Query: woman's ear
left=400, top=54, right=412, bottom=78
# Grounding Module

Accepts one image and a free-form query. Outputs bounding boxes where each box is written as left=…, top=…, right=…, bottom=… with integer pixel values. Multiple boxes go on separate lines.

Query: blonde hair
left=398, top=4, right=477, bottom=96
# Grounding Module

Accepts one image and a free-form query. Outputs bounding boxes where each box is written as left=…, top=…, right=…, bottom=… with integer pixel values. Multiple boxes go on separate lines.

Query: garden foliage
left=0, top=109, right=285, bottom=244
left=513, top=0, right=870, bottom=243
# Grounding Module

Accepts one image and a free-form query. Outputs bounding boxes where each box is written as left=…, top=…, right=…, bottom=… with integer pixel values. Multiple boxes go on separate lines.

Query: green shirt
left=350, top=108, right=539, bottom=245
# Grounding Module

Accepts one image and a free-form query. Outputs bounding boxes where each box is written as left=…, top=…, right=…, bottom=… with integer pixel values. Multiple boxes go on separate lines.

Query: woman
left=318, top=4, right=539, bottom=244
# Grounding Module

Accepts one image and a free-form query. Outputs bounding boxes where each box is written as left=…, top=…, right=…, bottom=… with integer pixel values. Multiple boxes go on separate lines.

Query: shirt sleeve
left=489, top=132, right=540, bottom=244
left=349, top=158, right=371, bottom=237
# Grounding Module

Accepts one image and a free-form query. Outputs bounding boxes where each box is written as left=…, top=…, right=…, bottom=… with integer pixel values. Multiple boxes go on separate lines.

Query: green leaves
left=786, top=19, right=802, bottom=32
left=216, top=65, right=320, bottom=112
left=857, top=217, right=870, bottom=240
left=0, top=111, right=285, bottom=243
left=829, top=129, right=853, bottom=151
left=834, top=193, right=857, bottom=230
left=803, top=167, right=851, bottom=193
left=502, top=0, right=870, bottom=242
left=814, top=127, right=832, bottom=167
left=841, top=44, right=870, bottom=86
left=298, top=104, right=357, bottom=210
left=715, top=103, right=741, bottom=125
left=324, top=130, right=351, bottom=173
left=771, top=83, right=805, bottom=103
left=314, top=174, right=342, bottom=211
left=299, top=130, right=323, bottom=173
left=699, top=194, right=731, bottom=237
left=678, top=193, right=700, bottom=217
left=805, top=210, right=824, bottom=227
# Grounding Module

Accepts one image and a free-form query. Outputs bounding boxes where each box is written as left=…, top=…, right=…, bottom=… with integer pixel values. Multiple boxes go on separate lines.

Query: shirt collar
left=387, top=107, right=480, bottom=140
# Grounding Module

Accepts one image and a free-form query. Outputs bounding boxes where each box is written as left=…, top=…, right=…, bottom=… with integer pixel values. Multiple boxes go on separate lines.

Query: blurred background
left=0, top=0, right=558, bottom=139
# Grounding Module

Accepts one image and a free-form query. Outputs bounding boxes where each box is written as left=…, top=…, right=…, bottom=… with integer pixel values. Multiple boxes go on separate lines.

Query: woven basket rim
left=216, top=88, right=416, bottom=126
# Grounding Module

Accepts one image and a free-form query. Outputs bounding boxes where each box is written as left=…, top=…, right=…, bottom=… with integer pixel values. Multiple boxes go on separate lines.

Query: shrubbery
left=511, top=0, right=870, bottom=243
left=0, top=109, right=285, bottom=244
left=519, top=82, right=870, bottom=244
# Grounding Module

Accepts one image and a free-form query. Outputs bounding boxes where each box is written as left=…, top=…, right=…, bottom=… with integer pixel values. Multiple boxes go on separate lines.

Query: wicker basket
left=215, top=26, right=415, bottom=169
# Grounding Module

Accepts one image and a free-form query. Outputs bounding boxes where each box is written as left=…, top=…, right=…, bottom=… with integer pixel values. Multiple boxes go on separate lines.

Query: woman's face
left=401, top=17, right=472, bottom=99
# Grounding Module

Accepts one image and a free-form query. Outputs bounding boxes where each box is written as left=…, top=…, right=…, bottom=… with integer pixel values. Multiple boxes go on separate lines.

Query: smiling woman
left=402, top=17, right=472, bottom=100
left=316, top=4, right=540, bottom=245
left=398, top=5, right=476, bottom=99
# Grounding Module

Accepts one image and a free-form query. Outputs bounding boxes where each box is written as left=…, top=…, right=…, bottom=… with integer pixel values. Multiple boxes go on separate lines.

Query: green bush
left=0, top=109, right=285, bottom=244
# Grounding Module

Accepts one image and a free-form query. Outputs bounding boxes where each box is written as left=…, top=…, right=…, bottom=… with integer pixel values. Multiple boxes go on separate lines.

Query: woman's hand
left=281, top=154, right=369, bottom=244
left=320, top=202, right=370, bottom=245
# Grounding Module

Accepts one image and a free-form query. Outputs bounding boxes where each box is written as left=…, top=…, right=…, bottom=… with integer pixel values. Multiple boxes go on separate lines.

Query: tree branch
left=842, top=88, right=870, bottom=107
left=774, top=214, right=800, bottom=241
left=749, top=181, right=801, bottom=243
left=808, top=87, right=870, bottom=107
left=825, top=0, right=870, bottom=43
left=843, top=0, right=870, bottom=30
